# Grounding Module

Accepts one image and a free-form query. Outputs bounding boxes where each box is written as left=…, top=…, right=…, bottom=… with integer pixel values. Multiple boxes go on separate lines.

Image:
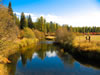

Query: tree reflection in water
left=1, top=41, right=100, bottom=75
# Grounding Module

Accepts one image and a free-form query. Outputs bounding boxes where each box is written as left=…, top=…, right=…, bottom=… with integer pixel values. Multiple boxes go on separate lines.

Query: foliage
left=46, top=22, right=50, bottom=33
left=7, top=2, right=100, bottom=34
left=22, top=28, right=36, bottom=39
left=20, top=12, right=27, bottom=29
left=28, top=15, right=34, bottom=29
left=35, top=16, right=59, bottom=33
left=35, top=16, right=46, bottom=32
left=56, top=27, right=74, bottom=45
left=8, top=2, right=13, bottom=16
left=50, top=22, right=57, bottom=32
left=63, top=24, right=100, bottom=33
left=33, top=29, right=45, bottom=40
left=14, top=14, right=20, bottom=27
left=0, top=5, right=18, bottom=41
left=18, top=38, right=38, bottom=48
left=0, top=5, right=19, bottom=51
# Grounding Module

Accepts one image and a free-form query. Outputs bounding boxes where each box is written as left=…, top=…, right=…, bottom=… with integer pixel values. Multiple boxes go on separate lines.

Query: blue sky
left=2, top=0, right=100, bottom=27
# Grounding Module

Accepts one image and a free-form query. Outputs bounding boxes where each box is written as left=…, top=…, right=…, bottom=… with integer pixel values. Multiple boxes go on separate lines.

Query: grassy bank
left=73, top=35, right=100, bottom=52
left=0, top=38, right=39, bottom=64
left=0, top=41, right=19, bottom=57
left=0, top=38, right=39, bottom=75
left=54, top=32, right=100, bottom=61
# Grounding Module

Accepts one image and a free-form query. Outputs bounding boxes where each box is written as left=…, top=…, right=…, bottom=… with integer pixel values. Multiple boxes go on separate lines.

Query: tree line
left=8, top=2, right=100, bottom=34
left=8, top=2, right=60, bottom=33
left=63, top=25, right=100, bottom=33
left=19, top=13, right=60, bottom=33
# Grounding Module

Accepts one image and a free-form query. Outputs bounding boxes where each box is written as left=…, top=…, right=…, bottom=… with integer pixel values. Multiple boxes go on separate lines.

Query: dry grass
left=75, top=35, right=100, bottom=42
left=45, top=36, right=56, bottom=40
left=73, top=35, right=100, bottom=51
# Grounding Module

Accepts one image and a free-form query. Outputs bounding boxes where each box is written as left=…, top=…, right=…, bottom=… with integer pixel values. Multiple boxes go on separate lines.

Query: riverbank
left=0, top=38, right=39, bottom=64
left=54, top=42, right=100, bottom=64
left=54, top=35, right=100, bottom=61
left=0, top=38, right=39, bottom=75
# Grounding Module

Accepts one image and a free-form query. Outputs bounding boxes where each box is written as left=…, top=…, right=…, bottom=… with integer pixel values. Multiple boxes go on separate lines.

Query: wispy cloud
left=14, top=12, right=38, bottom=21
left=14, top=11, right=100, bottom=27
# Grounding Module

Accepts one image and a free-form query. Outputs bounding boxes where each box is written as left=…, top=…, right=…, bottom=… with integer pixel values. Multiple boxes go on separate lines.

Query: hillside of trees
left=1, top=2, right=100, bottom=44
left=4, top=2, right=99, bottom=36
left=16, top=12, right=60, bottom=33
left=0, top=3, right=19, bottom=50
left=17, top=11, right=100, bottom=35
left=63, top=25, right=100, bottom=34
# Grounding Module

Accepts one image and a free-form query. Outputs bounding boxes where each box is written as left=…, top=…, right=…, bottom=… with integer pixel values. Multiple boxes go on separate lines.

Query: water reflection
left=0, top=53, right=20, bottom=75
left=21, top=47, right=36, bottom=66
left=1, top=41, right=100, bottom=75
left=57, top=52, right=75, bottom=67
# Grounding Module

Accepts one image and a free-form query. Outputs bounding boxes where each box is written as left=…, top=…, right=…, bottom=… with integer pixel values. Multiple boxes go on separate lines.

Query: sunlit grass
left=45, top=36, right=56, bottom=40
left=73, top=35, right=100, bottom=51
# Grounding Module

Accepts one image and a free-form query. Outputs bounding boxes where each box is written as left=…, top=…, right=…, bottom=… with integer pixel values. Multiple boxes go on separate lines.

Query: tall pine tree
left=36, top=18, right=41, bottom=31
left=14, top=14, right=20, bottom=27
left=28, top=15, right=34, bottom=29
left=20, top=12, right=27, bottom=29
left=8, top=2, right=13, bottom=16
left=36, top=16, right=46, bottom=32
left=40, top=16, right=45, bottom=32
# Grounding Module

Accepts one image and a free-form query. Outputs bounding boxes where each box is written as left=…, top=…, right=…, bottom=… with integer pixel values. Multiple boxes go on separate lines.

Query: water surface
left=6, top=41, right=100, bottom=75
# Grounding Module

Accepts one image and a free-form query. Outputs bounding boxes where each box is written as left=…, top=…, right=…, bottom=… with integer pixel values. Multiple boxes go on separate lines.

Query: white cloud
left=14, top=12, right=38, bottom=21
left=14, top=11, right=100, bottom=27
left=14, top=12, right=21, bottom=16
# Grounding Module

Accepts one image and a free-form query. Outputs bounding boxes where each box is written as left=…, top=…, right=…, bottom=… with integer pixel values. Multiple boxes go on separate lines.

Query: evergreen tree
left=14, top=14, right=20, bottom=27
left=44, top=19, right=46, bottom=33
left=50, top=21, right=54, bottom=32
left=56, top=23, right=59, bottom=30
left=36, top=16, right=46, bottom=32
left=8, top=2, right=13, bottom=16
left=88, top=27, right=91, bottom=33
left=40, top=16, right=45, bottom=32
left=20, top=12, right=27, bottom=29
left=83, top=27, right=85, bottom=33
left=36, top=18, right=41, bottom=31
left=69, top=26, right=73, bottom=32
left=46, top=23, right=50, bottom=33
left=28, top=15, right=34, bottom=29
left=53, top=23, right=55, bottom=32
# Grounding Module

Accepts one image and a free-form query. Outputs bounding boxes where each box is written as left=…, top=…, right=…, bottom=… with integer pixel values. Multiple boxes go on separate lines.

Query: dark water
left=7, top=41, right=100, bottom=75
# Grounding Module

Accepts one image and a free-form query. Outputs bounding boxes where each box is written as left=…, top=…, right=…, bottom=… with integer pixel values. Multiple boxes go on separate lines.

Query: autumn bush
left=33, top=29, right=45, bottom=40
left=18, top=38, right=38, bottom=48
left=55, top=27, right=74, bottom=45
left=22, top=28, right=36, bottom=39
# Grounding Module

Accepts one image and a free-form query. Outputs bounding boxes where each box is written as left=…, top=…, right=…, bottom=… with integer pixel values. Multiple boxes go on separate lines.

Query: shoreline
left=0, top=38, right=39, bottom=64
left=54, top=42, right=100, bottom=62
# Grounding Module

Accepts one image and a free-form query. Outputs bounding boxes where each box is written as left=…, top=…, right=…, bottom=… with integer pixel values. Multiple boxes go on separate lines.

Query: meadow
left=73, top=35, right=100, bottom=52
